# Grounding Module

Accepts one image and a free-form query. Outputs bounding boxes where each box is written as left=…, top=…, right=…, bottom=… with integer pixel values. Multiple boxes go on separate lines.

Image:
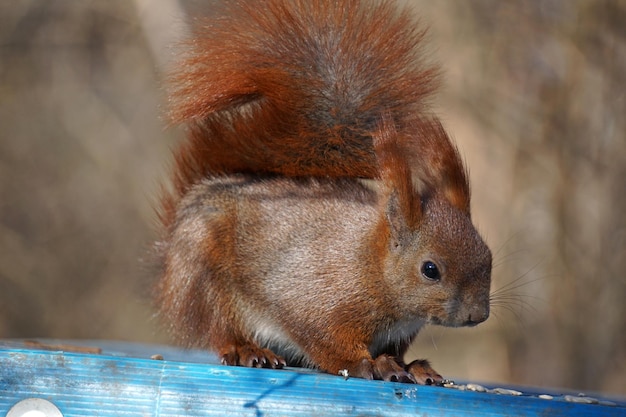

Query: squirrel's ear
left=374, top=116, right=423, bottom=240
left=402, top=117, right=471, bottom=214
left=385, top=190, right=414, bottom=250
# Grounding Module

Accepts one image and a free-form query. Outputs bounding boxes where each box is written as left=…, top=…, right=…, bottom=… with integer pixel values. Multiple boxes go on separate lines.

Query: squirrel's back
left=164, top=0, right=441, bottom=226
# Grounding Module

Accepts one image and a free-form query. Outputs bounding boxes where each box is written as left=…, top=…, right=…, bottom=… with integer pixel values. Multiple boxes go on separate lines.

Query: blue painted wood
left=0, top=341, right=624, bottom=416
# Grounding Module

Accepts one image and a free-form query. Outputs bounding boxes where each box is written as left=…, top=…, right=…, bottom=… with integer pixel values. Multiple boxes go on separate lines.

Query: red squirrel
left=155, top=0, right=492, bottom=384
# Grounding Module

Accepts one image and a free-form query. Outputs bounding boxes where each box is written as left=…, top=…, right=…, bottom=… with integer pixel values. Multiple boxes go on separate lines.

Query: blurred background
left=0, top=0, right=624, bottom=396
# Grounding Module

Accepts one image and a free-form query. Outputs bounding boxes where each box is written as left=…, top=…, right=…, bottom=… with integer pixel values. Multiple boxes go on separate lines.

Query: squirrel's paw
left=219, top=343, right=286, bottom=369
left=373, top=354, right=417, bottom=383
left=405, top=359, right=443, bottom=385
left=344, top=355, right=415, bottom=383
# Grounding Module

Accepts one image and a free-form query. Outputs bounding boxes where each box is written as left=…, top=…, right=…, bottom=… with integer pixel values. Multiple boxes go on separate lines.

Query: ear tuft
left=373, top=115, right=423, bottom=239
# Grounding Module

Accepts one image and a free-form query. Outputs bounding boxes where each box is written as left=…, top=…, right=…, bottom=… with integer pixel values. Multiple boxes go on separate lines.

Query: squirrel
left=155, top=0, right=492, bottom=384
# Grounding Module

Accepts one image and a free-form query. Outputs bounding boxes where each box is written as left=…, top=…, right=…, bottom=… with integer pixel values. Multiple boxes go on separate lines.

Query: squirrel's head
left=375, top=115, right=492, bottom=328
left=382, top=192, right=492, bottom=328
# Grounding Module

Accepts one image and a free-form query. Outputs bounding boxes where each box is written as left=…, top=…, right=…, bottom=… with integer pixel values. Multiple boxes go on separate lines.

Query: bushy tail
left=166, top=0, right=439, bottom=201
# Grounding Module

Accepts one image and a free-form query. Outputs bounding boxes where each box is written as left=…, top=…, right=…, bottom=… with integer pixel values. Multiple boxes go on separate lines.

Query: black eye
left=421, top=261, right=440, bottom=281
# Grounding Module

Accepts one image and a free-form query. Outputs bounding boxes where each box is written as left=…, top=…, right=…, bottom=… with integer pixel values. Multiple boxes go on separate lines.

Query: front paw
left=219, top=344, right=286, bottom=369
left=343, top=355, right=415, bottom=383
left=405, top=359, right=443, bottom=385
left=373, top=354, right=416, bottom=383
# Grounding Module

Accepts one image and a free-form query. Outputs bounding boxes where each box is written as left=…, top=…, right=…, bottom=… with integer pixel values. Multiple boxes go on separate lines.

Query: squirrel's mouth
left=462, top=318, right=486, bottom=327
left=429, top=308, right=490, bottom=328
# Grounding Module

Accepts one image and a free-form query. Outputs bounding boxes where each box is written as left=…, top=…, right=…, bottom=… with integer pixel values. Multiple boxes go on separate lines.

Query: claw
left=405, top=359, right=443, bottom=385
left=219, top=344, right=285, bottom=369
left=373, top=354, right=416, bottom=383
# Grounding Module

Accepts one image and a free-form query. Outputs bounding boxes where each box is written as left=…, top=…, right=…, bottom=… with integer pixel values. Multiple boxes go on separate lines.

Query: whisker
left=491, top=231, right=524, bottom=259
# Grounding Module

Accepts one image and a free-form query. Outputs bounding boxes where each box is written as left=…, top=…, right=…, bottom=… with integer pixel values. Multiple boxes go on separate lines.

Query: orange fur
left=163, top=0, right=439, bottom=225
left=155, top=0, right=492, bottom=384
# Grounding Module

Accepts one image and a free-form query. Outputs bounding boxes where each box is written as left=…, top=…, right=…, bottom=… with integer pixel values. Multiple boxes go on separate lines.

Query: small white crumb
left=466, top=383, right=487, bottom=392
left=489, top=387, right=523, bottom=396
left=564, top=395, right=598, bottom=404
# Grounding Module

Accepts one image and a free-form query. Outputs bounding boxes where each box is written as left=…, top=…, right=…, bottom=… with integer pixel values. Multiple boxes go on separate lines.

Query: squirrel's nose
left=463, top=302, right=489, bottom=326
left=465, top=305, right=490, bottom=326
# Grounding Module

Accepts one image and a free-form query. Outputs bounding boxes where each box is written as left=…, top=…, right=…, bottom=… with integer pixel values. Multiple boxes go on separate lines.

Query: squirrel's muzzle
left=464, top=303, right=490, bottom=327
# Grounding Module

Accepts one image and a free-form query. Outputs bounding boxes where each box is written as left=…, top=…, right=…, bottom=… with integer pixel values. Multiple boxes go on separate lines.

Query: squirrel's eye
left=421, top=261, right=440, bottom=281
